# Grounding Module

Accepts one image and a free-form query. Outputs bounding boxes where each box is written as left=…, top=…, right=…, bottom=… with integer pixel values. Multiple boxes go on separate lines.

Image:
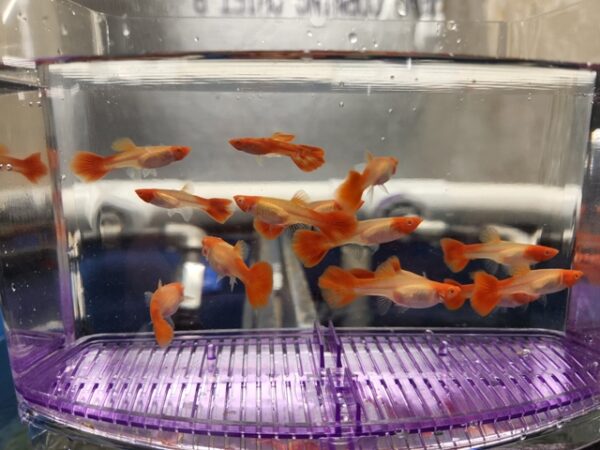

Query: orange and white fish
left=334, top=151, right=398, bottom=211
left=201, top=236, right=273, bottom=308
left=229, top=133, right=325, bottom=172
left=0, top=145, right=47, bottom=183
left=444, top=279, right=540, bottom=313
left=135, top=183, right=233, bottom=224
left=148, top=281, right=185, bottom=347
left=71, top=137, right=191, bottom=182
left=292, top=216, right=422, bottom=267
left=234, top=191, right=357, bottom=240
left=440, top=227, right=559, bottom=274
left=308, top=199, right=365, bottom=213
left=471, top=268, right=583, bottom=317
left=318, top=256, right=461, bottom=310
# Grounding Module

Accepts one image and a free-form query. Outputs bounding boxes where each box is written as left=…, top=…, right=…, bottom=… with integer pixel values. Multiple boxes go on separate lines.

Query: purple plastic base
left=17, top=325, right=600, bottom=444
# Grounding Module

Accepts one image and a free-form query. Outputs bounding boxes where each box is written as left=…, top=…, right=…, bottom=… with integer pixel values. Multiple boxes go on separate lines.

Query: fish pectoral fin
left=291, top=190, right=310, bottom=206
left=511, top=293, right=538, bottom=304
left=509, top=265, right=531, bottom=277
left=234, top=240, right=248, bottom=260
left=379, top=184, right=389, bottom=194
left=479, top=225, right=501, bottom=243
left=375, top=297, right=393, bottom=316
left=111, top=137, right=136, bottom=152
left=157, top=279, right=163, bottom=288
left=181, top=182, right=194, bottom=194
left=144, top=291, right=153, bottom=306
left=375, top=256, right=402, bottom=277
left=271, top=132, right=295, bottom=142
left=253, top=218, right=286, bottom=239
left=229, top=276, right=237, bottom=291
left=165, top=316, right=175, bottom=328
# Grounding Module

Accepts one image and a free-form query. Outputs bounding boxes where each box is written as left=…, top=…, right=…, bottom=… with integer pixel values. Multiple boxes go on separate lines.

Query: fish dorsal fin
left=376, top=297, right=393, bottom=315
left=365, top=150, right=374, bottom=162
left=234, top=240, right=248, bottom=260
left=111, top=137, right=136, bottom=152
left=510, top=265, right=531, bottom=277
left=181, top=182, right=194, bottom=194
left=271, top=132, right=295, bottom=142
left=157, top=279, right=163, bottom=289
left=443, top=278, right=462, bottom=288
left=291, top=190, right=310, bottom=206
left=375, top=256, right=402, bottom=277
left=480, top=226, right=501, bottom=243
left=0, top=144, right=7, bottom=155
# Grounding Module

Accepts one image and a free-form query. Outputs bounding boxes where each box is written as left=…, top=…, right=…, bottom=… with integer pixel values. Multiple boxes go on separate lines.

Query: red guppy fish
left=0, top=145, right=47, bottom=183
left=149, top=281, right=185, bottom=348
left=229, top=132, right=325, bottom=172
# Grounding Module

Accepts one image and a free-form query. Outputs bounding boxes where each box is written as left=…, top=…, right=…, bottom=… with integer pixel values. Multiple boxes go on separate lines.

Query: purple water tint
left=16, top=324, right=600, bottom=441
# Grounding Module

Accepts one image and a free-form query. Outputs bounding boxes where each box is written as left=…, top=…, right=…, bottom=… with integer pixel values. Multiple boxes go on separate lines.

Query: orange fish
left=71, top=137, right=191, bottom=182
left=229, top=133, right=325, bottom=172
left=135, top=183, right=233, bottom=224
left=318, top=256, right=461, bottom=310
left=0, top=145, right=47, bottom=183
left=292, top=216, right=422, bottom=267
left=201, top=236, right=273, bottom=308
left=444, top=279, right=539, bottom=312
left=471, top=268, right=583, bottom=317
left=234, top=191, right=357, bottom=241
left=149, top=281, right=185, bottom=347
left=440, top=227, right=559, bottom=274
left=335, top=151, right=398, bottom=211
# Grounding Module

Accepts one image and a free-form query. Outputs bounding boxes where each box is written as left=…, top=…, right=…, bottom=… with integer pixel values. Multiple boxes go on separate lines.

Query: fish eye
left=407, top=220, right=413, bottom=225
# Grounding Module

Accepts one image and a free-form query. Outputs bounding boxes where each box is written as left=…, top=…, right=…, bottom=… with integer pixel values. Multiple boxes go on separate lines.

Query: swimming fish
left=292, top=216, right=422, bottom=267
left=471, top=268, right=583, bottom=317
left=318, top=256, right=461, bottom=310
left=201, top=236, right=273, bottom=308
left=440, top=227, right=559, bottom=274
left=234, top=191, right=357, bottom=240
left=309, top=199, right=365, bottom=213
left=229, top=133, right=325, bottom=172
left=334, top=151, right=398, bottom=211
left=0, top=145, right=48, bottom=183
left=71, top=137, right=191, bottom=182
left=135, top=183, right=233, bottom=224
left=149, top=281, right=185, bottom=348
left=444, top=279, right=539, bottom=312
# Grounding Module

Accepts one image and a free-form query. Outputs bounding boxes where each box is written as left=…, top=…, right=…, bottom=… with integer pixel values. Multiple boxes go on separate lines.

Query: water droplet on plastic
left=61, top=174, right=66, bottom=181
left=390, top=75, right=395, bottom=80
left=28, top=101, right=33, bottom=107
left=456, top=38, right=462, bottom=44
left=397, top=0, right=407, bottom=16
left=33, top=307, right=37, bottom=312
left=194, top=36, right=199, bottom=42
left=60, top=25, right=68, bottom=36
left=5, top=164, right=13, bottom=172
left=71, top=9, right=76, bottom=16
left=122, top=25, right=130, bottom=37
left=10, top=283, right=16, bottom=292
left=316, top=41, right=322, bottom=47
left=556, top=422, right=563, bottom=429
left=527, top=92, right=532, bottom=100
left=373, top=40, right=379, bottom=48
left=520, top=435, right=526, bottom=441
left=412, top=106, right=417, bottom=112
left=348, top=32, right=358, bottom=44
left=360, top=46, right=367, bottom=53
left=438, top=340, right=449, bottom=356
left=37, top=101, right=42, bottom=107
left=447, top=20, right=457, bottom=31
left=425, top=329, right=433, bottom=335
left=388, top=108, right=393, bottom=114
left=380, top=136, right=386, bottom=142
left=338, top=101, right=344, bottom=108
left=310, top=15, right=326, bottom=27
left=306, top=30, right=313, bottom=38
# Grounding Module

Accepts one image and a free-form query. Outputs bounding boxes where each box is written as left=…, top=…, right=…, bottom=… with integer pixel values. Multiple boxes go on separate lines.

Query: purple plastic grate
left=17, top=325, right=600, bottom=442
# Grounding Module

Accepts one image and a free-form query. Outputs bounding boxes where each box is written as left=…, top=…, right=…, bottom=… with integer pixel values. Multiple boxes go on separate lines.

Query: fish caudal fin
left=335, top=170, right=365, bottom=211
left=440, top=238, right=469, bottom=273
left=71, top=151, right=109, bottom=182
left=472, top=272, right=501, bottom=317
left=318, top=266, right=358, bottom=308
left=442, top=279, right=469, bottom=311
left=204, top=198, right=234, bottom=224
left=317, top=210, right=357, bottom=240
left=244, top=261, right=273, bottom=308
left=290, top=145, right=325, bottom=172
left=150, top=309, right=174, bottom=348
left=292, top=229, right=332, bottom=267
left=253, top=218, right=286, bottom=239
left=20, top=152, right=48, bottom=183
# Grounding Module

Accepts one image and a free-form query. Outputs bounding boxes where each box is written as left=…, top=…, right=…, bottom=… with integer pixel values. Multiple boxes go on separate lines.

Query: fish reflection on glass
left=471, top=268, right=583, bottom=317
left=292, top=216, right=423, bottom=267
left=335, top=151, right=398, bottom=211
left=234, top=191, right=357, bottom=240
left=71, top=137, right=191, bottom=182
left=148, top=281, right=185, bottom=348
left=318, top=256, right=461, bottom=310
left=229, top=132, right=325, bottom=172
left=0, top=145, right=48, bottom=183
left=440, top=227, right=559, bottom=274
left=201, top=236, right=273, bottom=308
left=135, top=183, right=233, bottom=223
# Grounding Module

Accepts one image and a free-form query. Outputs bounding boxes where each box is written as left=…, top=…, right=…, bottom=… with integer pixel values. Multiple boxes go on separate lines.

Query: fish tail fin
left=204, top=198, right=233, bottom=224
left=472, top=272, right=501, bottom=317
left=150, top=308, right=174, bottom=348
left=290, top=145, right=325, bottom=172
left=335, top=170, right=365, bottom=211
left=292, top=229, right=332, bottom=267
left=244, top=261, right=273, bottom=308
left=440, top=238, right=469, bottom=272
left=317, top=210, right=357, bottom=240
left=20, top=152, right=48, bottom=183
left=442, top=279, right=468, bottom=311
left=318, top=266, right=358, bottom=308
left=70, top=151, right=109, bottom=182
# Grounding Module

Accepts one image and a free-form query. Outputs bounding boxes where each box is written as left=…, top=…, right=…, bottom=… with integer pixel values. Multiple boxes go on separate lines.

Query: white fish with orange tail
left=292, top=216, right=422, bottom=268
left=229, top=133, right=325, bottom=172
left=135, top=183, right=233, bottom=224
left=471, top=268, right=583, bottom=317
left=318, top=256, right=461, bottom=310
left=71, top=137, right=191, bottom=182
left=440, top=227, right=559, bottom=274
left=0, top=145, right=48, bottom=183
left=334, top=151, right=398, bottom=211
left=234, top=191, right=357, bottom=241
left=443, top=279, right=540, bottom=313
left=148, top=281, right=185, bottom=348
left=201, top=236, right=273, bottom=308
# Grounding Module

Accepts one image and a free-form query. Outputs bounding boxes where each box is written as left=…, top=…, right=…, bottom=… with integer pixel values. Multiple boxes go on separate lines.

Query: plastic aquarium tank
left=2, top=1, right=600, bottom=449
